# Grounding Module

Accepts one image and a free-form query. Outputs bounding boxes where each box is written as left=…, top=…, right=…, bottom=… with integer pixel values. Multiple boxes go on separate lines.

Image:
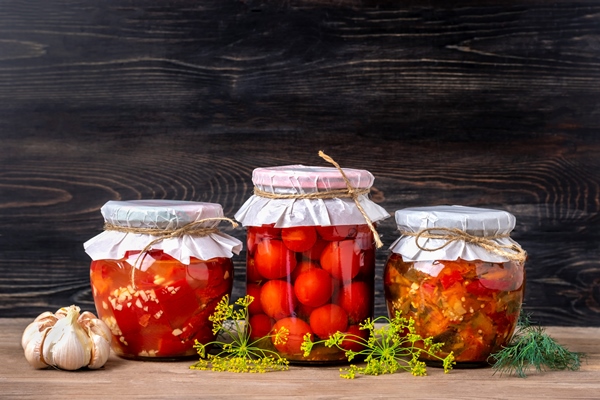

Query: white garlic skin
left=79, top=312, right=112, bottom=369
left=23, top=326, right=51, bottom=369
left=22, top=305, right=111, bottom=371
left=42, top=307, right=92, bottom=370
left=21, top=312, right=56, bottom=350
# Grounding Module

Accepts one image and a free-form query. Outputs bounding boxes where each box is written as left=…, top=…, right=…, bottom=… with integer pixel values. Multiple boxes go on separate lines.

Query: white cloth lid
left=234, top=165, right=390, bottom=227
left=389, top=205, right=521, bottom=263
left=84, top=200, right=243, bottom=267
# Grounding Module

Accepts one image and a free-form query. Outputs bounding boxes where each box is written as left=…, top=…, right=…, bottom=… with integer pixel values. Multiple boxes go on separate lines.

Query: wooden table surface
left=1, top=319, right=598, bottom=399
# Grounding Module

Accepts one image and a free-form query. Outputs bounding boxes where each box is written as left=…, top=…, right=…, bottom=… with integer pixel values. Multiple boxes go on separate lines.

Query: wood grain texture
left=0, top=0, right=599, bottom=325
left=2, top=319, right=599, bottom=399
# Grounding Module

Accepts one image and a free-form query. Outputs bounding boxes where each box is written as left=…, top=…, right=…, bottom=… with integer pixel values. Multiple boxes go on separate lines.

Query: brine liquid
left=246, top=224, right=375, bottom=363
left=384, top=254, right=524, bottom=366
left=90, top=250, right=233, bottom=360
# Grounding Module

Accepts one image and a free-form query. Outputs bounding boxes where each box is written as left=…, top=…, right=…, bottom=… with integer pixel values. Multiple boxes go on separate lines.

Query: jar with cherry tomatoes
left=235, top=164, right=390, bottom=364
left=84, top=200, right=242, bottom=360
left=383, top=205, right=527, bottom=367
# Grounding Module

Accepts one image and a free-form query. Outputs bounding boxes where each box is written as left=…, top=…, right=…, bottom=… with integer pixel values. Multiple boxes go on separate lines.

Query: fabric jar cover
left=84, top=200, right=242, bottom=270
left=389, top=205, right=523, bottom=263
left=234, top=165, right=390, bottom=228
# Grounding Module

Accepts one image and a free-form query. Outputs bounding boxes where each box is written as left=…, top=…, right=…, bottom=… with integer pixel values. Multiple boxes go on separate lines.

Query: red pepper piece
left=439, top=269, right=463, bottom=290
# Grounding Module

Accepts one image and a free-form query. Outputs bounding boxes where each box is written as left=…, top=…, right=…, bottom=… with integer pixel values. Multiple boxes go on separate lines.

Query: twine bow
left=401, top=227, right=527, bottom=263
left=104, top=217, right=239, bottom=289
left=253, top=151, right=383, bottom=248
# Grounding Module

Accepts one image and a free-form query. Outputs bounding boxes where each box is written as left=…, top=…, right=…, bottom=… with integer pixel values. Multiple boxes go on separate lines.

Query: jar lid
left=389, top=205, right=523, bottom=263
left=235, top=165, right=389, bottom=228
left=252, top=165, right=374, bottom=193
left=100, top=200, right=224, bottom=229
left=84, top=200, right=242, bottom=267
left=395, top=205, right=516, bottom=235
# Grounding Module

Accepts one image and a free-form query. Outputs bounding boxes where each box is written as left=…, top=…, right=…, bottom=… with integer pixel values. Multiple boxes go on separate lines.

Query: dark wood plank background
left=1, top=0, right=599, bottom=326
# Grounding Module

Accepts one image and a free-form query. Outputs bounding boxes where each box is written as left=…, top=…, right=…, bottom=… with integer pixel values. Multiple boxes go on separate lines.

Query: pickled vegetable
left=384, top=253, right=524, bottom=365
left=90, top=250, right=233, bottom=360
left=247, top=224, right=375, bottom=363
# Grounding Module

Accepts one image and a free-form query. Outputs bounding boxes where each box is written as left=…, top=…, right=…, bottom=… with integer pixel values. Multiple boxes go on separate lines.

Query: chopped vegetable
left=384, top=254, right=524, bottom=364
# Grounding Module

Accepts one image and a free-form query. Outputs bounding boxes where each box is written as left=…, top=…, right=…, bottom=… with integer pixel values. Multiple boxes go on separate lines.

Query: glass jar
left=84, top=200, right=242, bottom=360
left=383, top=205, right=526, bottom=367
left=235, top=163, right=390, bottom=363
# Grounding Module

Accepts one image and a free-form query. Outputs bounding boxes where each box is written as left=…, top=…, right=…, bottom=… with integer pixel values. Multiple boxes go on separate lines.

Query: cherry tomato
left=317, top=225, right=358, bottom=241
left=260, top=280, right=297, bottom=320
left=253, top=224, right=282, bottom=239
left=340, top=324, right=369, bottom=352
left=272, top=317, right=313, bottom=355
left=293, top=268, right=333, bottom=308
left=302, top=238, right=328, bottom=261
left=335, top=281, right=371, bottom=325
left=309, top=303, right=348, bottom=339
left=282, top=226, right=317, bottom=252
left=248, top=314, right=273, bottom=341
left=246, top=257, right=263, bottom=282
left=254, top=239, right=297, bottom=280
left=248, top=225, right=282, bottom=254
left=246, top=283, right=263, bottom=315
left=291, top=260, right=319, bottom=282
left=320, top=240, right=361, bottom=281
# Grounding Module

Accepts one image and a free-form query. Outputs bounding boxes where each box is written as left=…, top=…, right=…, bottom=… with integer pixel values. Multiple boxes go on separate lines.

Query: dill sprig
left=301, top=311, right=455, bottom=379
left=490, top=313, right=584, bottom=378
left=190, top=295, right=290, bottom=373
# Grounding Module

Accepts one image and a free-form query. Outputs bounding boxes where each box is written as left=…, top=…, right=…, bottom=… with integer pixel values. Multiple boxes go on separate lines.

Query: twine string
left=252, top=150, right=383, bottom=248
left=401, top=227, right=527, bottom=263
left=104, top=217, right=239, bottom=289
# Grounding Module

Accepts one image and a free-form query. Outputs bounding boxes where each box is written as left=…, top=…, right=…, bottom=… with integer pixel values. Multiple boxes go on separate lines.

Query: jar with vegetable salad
left=234, top=152, right=390, bottom=364
left=84, top=200, right=242, bottom=360
left=383, top=205, right=526, bottom=367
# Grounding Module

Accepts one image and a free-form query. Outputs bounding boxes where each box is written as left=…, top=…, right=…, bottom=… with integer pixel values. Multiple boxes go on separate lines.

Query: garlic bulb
left=22, top=305, right=111, bottom=370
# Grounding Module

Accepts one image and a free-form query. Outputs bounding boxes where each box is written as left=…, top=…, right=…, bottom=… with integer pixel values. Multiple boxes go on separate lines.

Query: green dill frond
left=490, top=313, right=584, bottom=378
left=301, top=311, right=454, bottom=379
left=189, top=295, right=289, bottom=373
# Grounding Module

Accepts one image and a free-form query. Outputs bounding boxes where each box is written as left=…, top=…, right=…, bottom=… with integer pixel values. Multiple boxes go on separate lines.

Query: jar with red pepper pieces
left=84, top=200, right=242, bottom=360
left=383, top=205, right=526, bottom=367
left=235, top=162, right=390, bottom=364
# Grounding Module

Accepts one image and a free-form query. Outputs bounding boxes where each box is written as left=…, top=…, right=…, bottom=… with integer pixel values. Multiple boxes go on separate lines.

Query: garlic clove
left=34, top=311, right=56, bottom=322
left=42, top=305, right=92, bottom=371
left=80, top=315, right=112, bottom=369
left=87, top=327, right=111, bottom=369
left=24, top=327, right=51, bottom=369
left=78, top=311, right=96, bottom=324
left=21, top=312, right=57, bottom=349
